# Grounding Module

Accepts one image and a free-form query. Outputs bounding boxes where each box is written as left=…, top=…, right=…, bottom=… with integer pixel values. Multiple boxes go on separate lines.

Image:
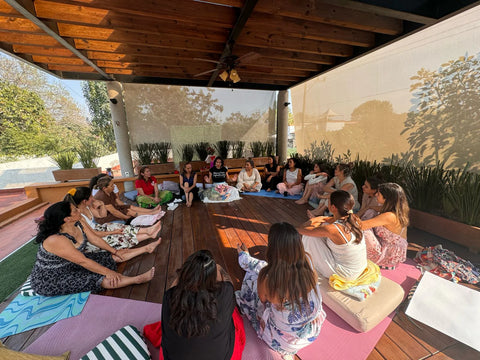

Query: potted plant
left=51, top=150, right=101, bottom=182
left=179, top=144, right=194, bottom=162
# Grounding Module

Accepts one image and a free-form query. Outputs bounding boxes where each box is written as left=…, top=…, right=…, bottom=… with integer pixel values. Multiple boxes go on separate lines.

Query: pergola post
left=277, top=90, right=289, bottom=164
left=106, top=81, right=134, bottom=191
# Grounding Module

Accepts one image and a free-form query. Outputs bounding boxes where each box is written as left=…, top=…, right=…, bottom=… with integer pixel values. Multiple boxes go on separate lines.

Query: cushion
left=318, top=275, right=404, bottom=332
left=0, top=341, right=70, bottom=360
left=123, top=190, right=138, bottom=201
left=20, top=277, right=38, bottom=297
left=80, top=325, right=150, bottom=360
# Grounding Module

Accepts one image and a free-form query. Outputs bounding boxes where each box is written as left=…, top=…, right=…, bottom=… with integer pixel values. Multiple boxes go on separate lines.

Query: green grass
left=0, top=239, right=38, bottom=302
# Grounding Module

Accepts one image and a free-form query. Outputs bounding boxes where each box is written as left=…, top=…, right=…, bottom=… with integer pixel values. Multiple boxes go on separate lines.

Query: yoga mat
left=0, top=292, right=90, bottom=338
left=297, top=259, right=421, bottom=360
left=406, top=271, right=480, bottom=351
left=242, top=190, right=301, bottom=200
left=25, top=295, right=162, bottom=360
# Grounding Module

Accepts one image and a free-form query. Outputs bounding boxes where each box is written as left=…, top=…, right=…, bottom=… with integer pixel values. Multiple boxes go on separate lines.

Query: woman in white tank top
left=298, top=190, right=367, bottom=281
left=277, top=158, right=304, bottom=196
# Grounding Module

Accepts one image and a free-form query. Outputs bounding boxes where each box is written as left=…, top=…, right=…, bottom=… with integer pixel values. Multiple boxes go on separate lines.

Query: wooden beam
left=0, top=30, right=59, bottom=45
left=0, top=16, right=40, bottom=32
left=0, top=0, right=21, bottom=15
left=57, top=23, right=227, bottom=45
left=238, top=58, right=321, bottom=71
left=48, top=63, right=95, bottom=72
left=318, top=0, right=437, bottom=24
left=246, top=12, right=375, bottom=47
left=255, top=0, right=403, bottom=35
left=12, top=44, right=74, bottom=56
left=35, top=0, right=236, bottom=29
left=86, top=49, right=221, bottom=62
left=74, top=38, right=224, bottom=54
left=235, top=45, right=335, bottom=64
left=238, top=65, right=310, bottom=77
left=237, top=32, right=352, bottom=56
left=32, top=55, right=85, bottom=65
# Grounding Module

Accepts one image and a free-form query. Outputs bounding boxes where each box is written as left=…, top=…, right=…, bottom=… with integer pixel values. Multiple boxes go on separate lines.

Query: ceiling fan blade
left=193, top=57, right=221, bottom=65
left=193, top=68, right=217, bottom=77
left=236, top=52, right=260, bottom=64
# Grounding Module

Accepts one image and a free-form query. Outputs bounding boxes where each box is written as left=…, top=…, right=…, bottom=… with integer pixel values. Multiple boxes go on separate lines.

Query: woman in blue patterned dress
left=236, top=222, right=326, bottom=359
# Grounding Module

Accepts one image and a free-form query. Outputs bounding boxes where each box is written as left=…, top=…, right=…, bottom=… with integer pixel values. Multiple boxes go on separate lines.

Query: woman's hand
left=237, top=242, right=248, bottom=254
left=105, top=271, right=122, bottom=288
left=309, top=216, right=330, bottom=227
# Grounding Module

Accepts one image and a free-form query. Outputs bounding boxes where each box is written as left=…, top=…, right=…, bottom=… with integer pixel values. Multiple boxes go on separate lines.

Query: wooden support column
left=277, top=90, right=289, bottom=164
left=106, top=81, right=134, bottom=191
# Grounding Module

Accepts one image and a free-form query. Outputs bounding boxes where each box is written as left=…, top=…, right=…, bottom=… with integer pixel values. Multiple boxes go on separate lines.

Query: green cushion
left=80, top=325, right=150, bottom=360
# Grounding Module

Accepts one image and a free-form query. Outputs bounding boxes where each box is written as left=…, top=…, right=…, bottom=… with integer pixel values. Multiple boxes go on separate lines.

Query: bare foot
left=153, top=204, right=162, bottom=212
left=295, top=199, right=307, bottom=204
left=136, top=267, right=155, bottom=284
left=146, top=238, right=161, bottom=253
left=266, top=189, right=271, bottom=192
left=186, top=201, right=192, bottom=207
left=151, top=223, right=162, bottom=239
left=307, top=210, right=315, bottom=219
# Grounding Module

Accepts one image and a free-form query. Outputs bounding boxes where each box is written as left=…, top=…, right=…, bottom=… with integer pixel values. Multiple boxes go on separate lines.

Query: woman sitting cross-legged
left=276, top=158, right=303, bottom=196
left=361, top=183, right=409, bottom=270
left=30, top=201, right=155, bottom=296
left=179, top=162, right=199, bottom=207
left=307, top=162, right=359, bottom=218
left=201, top=156, right=241, bottom=203
left=236, top=159, right=262, bottom=192
left=261, top=155, right=281, bottom=192
left=160, top=250, right=245, bottom=360
left=236, top=222, right=325, bottom=360
left=136, top=166, right=172, bottom=208
left=64, top=187, right=162, bottom=252
left=94, top=175, right=162, bottom=224
left=298, top=190, right=367, bottom=281
left=295, top=162, right=329, bottom=205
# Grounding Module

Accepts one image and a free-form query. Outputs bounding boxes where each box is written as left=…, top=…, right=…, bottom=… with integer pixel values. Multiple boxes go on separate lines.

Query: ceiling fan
left=193, top=52, right=259, bottom=83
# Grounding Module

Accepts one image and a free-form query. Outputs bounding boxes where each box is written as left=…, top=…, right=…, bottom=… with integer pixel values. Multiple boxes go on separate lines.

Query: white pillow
left=80, top=325, right=150, bottom=360
left=130, top=211, right=165, bottom=227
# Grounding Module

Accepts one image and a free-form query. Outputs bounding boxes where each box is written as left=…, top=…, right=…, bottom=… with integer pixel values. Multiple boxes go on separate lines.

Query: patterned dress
left=235, top=252, right=326, bottom=356
left=30, top=223, right=117, bottom=296
left=81, top=212, right=139, bottom=252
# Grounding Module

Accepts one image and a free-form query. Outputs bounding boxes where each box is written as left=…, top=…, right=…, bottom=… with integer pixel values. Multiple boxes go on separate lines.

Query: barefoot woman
left=30, top=201, right=155, bottom=296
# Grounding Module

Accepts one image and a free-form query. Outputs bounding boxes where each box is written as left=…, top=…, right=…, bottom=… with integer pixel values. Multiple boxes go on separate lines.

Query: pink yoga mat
left=25, top=295, right=162, bottom=360
left=26, top=260, right=420, bottom=360
left=297, top=259, right=421, bottom=360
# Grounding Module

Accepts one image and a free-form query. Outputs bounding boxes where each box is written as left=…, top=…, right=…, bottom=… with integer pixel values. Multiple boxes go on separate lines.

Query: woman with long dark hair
left=161, top=250, right=245, bottom=360
left=201, top=157, right=241, bottom=203
left=261, top=155, right=281, bottom=192
left=307, top=163, right=359, bottom=218
left=236, top=223, right=325, bottom=359
left=179, top=162, right=198, bottom=207
left=298, top=190, right=367, bottom=280
left=64, top=187, right=162, bottom=251
left=356, top=176, right=383, bottom=219
left=29, top=201, right=155, bottom=296
left=276, top=158, right=303, bottom=196
left=362, top=183, right=410, bottom=269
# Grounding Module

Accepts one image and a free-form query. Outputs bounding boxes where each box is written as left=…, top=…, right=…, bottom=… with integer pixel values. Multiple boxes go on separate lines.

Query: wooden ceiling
left=1, top=0, right=479, bottom=90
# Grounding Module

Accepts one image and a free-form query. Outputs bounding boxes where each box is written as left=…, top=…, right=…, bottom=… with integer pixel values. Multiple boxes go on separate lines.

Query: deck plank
left=2, top=196, right=480, bottom=357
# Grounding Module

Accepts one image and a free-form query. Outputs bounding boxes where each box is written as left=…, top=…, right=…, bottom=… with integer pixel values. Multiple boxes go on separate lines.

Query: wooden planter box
left=52, top=167, right=102, bottom=182
left=409, top=208, right=480, bottom=253
left=145, top=163, right=176, bottom=175
left=251, top=157, right=270, bottom=166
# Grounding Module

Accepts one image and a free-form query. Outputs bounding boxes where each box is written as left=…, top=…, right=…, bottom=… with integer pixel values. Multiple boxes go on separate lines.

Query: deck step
left=0, top=201, right=49, bottom=228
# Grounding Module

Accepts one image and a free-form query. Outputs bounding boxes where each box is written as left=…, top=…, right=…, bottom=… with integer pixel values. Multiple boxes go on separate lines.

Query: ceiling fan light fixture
left=230, top=69, right=241, bottom=83
left=219, top=70, right=229, bottom=81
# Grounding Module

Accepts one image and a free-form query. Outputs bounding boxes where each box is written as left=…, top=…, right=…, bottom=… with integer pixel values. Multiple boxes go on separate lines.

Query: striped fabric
left=80, top=325, right=150, bottom=360
left=20, top=277, right=38, bottom=297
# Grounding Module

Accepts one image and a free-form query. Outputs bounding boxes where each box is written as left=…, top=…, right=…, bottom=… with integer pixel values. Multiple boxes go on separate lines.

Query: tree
left=221, top=111, right=260, bottom=140
left=81, top=81, right=116, bottom=153
left=404, top=54, right=480, bottom=170
left=0, top=81, right=54, bottom=156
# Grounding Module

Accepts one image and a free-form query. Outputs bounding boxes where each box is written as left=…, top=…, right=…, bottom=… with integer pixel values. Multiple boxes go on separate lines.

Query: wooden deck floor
left=1, top=195, right=479, bottom=359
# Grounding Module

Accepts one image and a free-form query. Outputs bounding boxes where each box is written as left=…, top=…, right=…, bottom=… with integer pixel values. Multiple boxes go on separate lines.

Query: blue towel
left=0, top=292, right=90, bottom=337
left=241, top=189, right=302, bottom=200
